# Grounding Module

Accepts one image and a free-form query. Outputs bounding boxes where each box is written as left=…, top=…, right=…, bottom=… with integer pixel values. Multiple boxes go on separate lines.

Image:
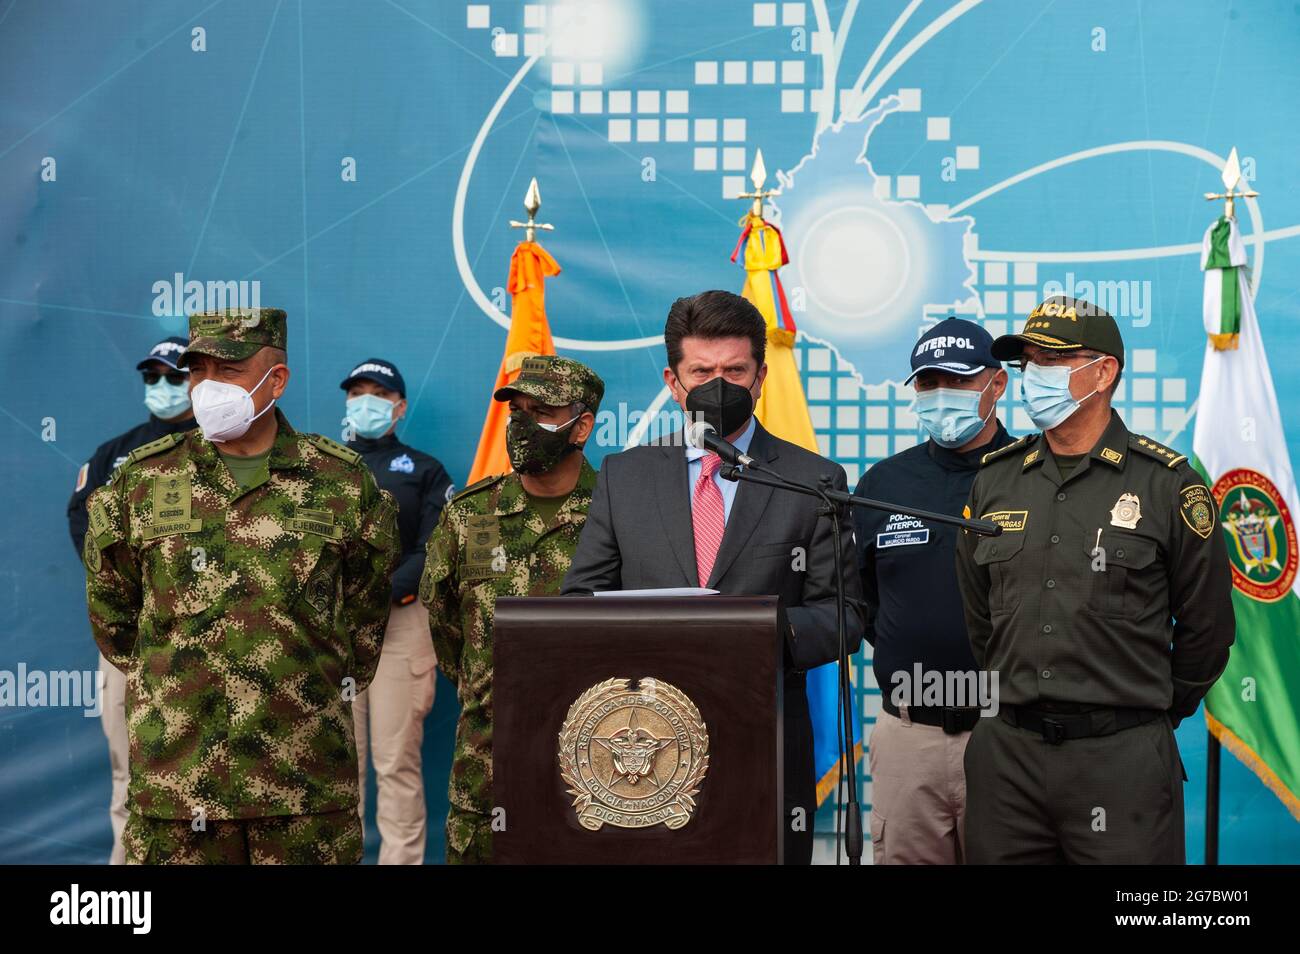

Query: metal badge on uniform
left=389, top=453, right=415, bottom=474
left=1109, top=492, right=1142, bottom=529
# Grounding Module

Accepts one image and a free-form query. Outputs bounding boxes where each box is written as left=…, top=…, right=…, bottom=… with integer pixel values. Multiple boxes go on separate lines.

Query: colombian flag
left=466, top=241, right=560, bottom=483
left=732, top=212, right=862, bottom=805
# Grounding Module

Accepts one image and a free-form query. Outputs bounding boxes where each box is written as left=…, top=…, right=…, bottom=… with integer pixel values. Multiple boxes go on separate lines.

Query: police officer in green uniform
left=421, top=353, right=604, bottom=864
left=955, top=296, right=1235, bottom=864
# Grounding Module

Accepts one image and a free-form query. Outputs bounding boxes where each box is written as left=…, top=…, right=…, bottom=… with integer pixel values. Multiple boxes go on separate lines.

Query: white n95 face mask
left=191, top=365, right=278, bottom=443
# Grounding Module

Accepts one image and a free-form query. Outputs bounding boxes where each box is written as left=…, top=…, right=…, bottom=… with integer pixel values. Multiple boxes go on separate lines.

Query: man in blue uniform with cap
left=66, top=334, right=195, bottom=864
left=340, top=357, right=455, bottom=864
left=853, top=317, right=1013, bottom=864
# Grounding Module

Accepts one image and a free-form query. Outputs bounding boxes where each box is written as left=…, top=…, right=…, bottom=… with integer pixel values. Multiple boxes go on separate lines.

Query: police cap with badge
left=905, top=316, right=1001, bottom=385
left=178, top=308, right=288, bottom=365
left=137, top=336, right=190, bottom=373
left=340, top=358, right=406, bottom=398
left=494, top=353, right=605, bottom=413
left=990, top=295, right=1125, bottom=367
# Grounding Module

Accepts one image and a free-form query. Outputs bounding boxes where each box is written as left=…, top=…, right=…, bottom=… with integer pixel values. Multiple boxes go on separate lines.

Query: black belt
left=999, top=704, right=1163, bottom=745
left=883, top=701, right=982, bottom=735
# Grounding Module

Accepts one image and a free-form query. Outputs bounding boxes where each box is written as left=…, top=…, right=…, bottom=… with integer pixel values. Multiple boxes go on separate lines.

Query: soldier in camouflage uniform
left=421, top=354, right=604, bottom=864
left=84, top=308, right=399, bottom=865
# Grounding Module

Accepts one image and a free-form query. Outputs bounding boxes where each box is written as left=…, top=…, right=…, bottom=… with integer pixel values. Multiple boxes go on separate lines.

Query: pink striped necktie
left=692, top=453, right=726, bottom=587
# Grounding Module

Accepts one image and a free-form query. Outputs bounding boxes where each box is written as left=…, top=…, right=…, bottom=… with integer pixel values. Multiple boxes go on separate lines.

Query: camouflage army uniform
left=421, top=354, right=603, bottom=864
left=84, top=309, right=399, bottom=864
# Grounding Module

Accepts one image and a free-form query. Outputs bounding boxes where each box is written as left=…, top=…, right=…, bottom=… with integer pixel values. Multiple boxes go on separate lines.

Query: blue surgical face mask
left=913, top=377, right=994, bottom=448
left=144, top=379, right=191, bottom=419
left=1020, top=355, right=1103, bottom=431
left=345, top=393, right=397, bottom=439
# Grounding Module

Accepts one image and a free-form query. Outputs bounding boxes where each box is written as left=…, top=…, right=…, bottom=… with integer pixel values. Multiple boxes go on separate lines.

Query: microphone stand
left=719, top=460, right=1000, bottom=866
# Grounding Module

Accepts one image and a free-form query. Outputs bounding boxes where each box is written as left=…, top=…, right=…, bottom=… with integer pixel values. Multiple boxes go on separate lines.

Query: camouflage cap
left=494, top=353, right=604, bottom=413
left=991, top=295, right=1125, bottom=368
left=179, top=308, right=288, bottom=366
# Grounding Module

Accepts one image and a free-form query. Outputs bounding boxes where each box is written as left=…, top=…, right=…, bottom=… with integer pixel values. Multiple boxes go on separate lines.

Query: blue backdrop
left=2, top=0, right=1297, bottom=863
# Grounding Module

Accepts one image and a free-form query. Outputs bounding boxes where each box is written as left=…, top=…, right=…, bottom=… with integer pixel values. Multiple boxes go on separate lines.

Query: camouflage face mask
left=506, top=408, right=580, bottom=474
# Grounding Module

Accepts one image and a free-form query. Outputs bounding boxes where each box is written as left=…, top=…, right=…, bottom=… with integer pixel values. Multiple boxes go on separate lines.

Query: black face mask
left=684, top=375, right=755, bottom=437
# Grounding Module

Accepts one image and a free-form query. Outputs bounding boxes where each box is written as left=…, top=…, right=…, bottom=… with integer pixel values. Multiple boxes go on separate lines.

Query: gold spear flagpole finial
left=1203, top=147, right=1259, bottom=219
left=735, top=148, right=781, bottom=221
left=509, top=176, right=556, bottom=243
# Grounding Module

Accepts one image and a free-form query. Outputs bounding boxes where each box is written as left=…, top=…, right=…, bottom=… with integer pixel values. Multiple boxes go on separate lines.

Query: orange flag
left=466, top=241, right=560, bottom=484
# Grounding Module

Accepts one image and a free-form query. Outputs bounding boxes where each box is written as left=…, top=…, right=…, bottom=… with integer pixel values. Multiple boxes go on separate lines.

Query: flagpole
left=1200, top=146, right=1253, bottom=868
left=1206, top=730, right=1221, bottom=865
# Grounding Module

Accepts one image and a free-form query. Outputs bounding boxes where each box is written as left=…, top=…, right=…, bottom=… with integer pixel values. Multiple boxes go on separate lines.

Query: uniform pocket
left=869, top=810, right=887, bottom=864
left=1084, top=531, right=1158, bottom=618
left=973, top=533, right=1027, bottom=613
left=752, top=540, right=802, bottom=561
left=410, top=654, right=438, bottom=718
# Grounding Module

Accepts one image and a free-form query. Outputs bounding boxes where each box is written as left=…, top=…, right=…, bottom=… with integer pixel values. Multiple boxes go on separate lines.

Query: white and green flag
left=1194, top=219, right=1300, bottom=820
left=1199, top=214, right=1248, bottom=349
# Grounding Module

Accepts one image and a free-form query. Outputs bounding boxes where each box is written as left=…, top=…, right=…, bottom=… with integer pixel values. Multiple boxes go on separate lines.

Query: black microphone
left=685, top=420, right=757, bottom=468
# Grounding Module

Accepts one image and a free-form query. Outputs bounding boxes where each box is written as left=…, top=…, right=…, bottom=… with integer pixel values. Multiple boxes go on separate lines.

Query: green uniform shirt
left=955, top=410, right=1235, bottom=720
left=218, top=447, right=271, bottom=490
left=419, top=460, right=596, bottom=852
left=84, top=409, right=400, bottom=820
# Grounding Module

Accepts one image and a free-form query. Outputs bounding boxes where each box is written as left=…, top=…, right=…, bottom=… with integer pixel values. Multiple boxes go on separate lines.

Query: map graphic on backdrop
left=2, top=0, right=1299, bottom=861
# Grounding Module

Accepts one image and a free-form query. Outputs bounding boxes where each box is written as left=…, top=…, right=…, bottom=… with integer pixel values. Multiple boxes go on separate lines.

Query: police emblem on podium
left=558, top=677, right=709, bottom=832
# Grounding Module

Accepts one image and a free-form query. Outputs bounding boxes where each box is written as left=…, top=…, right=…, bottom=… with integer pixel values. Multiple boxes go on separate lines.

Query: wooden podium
left=493, top=595, right=784, bottom=864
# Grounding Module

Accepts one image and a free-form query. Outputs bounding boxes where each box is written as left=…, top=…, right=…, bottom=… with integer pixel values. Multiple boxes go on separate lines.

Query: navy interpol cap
left=340, top=358, right=406, bottom=397
left=904, top=317, right=999, bottom=385
left=136, top=336, right=189, bottom=372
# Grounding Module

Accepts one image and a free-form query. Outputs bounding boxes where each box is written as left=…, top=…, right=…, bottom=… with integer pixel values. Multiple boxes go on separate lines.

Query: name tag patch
left=141, top=518, right=202, bottom=540
left=877, top=529, right=930, bottom=548
left=289, top=507, right=343, bottom=540
left=877, top=513, right=930, bottom=549
left=982, top=510, right=1029, bottom=532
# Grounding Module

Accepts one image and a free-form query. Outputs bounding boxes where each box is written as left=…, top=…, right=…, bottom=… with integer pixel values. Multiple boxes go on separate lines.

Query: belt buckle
left=941, top=708, right=961, bottom=735
left=1041, top=717, right=1066, bottom=746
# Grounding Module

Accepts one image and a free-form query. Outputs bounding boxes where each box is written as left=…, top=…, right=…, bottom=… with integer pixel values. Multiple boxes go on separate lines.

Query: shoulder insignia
left=450, top=472, right=507, bottom=503
left=980, top=435, right=1033, bottom=467
left=306, top=433, right=362, bottom=465
left=1130, top=434, right=1187, bottom=469
left=126, top=432, right=185, bottom=464
left=1178, top=484, right=1216, bottom=539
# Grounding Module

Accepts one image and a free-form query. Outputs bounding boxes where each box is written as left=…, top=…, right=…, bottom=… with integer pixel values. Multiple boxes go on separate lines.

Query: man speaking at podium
left=562, top=290, right=864, bottom=864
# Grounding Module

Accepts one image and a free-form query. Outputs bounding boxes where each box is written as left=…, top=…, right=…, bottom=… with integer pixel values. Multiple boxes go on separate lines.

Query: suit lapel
left=707, top=421, right=779, bottom=588
left=654, top=442, right=698, bottom=585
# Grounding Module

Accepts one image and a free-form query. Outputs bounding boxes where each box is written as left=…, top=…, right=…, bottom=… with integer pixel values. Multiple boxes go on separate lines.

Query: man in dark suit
left=562, top=289, right=864, bottom=864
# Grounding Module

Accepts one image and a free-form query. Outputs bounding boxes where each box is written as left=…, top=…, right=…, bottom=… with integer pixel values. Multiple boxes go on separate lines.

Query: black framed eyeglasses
left=142, top=370, right=187, bottom=386
left=1011, top=351, right=1104, bottom=372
